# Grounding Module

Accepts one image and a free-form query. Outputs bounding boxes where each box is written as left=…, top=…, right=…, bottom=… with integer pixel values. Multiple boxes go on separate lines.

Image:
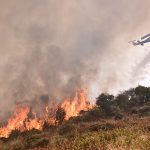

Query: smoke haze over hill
left=0, top=0, right=150, bottom=116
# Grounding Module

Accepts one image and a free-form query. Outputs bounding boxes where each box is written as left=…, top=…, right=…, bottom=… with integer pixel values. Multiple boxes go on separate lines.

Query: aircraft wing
left=141, top=33, right=150, bottom=40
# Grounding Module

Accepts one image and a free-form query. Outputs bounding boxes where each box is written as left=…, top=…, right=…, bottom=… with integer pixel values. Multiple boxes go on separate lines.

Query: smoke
left=0, top=0, right=150, bottom=116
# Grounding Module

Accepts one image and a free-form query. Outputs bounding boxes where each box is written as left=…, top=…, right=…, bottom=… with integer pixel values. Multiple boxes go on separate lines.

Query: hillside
left=0, top=118, right=150, bottom=150
left=0, top=85, right=150, bottom=150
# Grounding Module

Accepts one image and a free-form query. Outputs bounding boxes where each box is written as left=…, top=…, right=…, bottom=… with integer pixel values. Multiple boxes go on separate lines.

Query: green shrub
left=131, top=107, right=139, bottom=114
left=79, top=107, right=103, bottom=122
left=9, top=130, right=21, bottom=139
left=69, top=107, right=103, bottom=123
left=139, top=106, right=150, bottom=113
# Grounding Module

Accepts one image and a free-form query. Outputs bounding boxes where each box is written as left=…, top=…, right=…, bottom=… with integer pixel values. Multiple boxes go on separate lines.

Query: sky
left=0, top=0, right=150, bottom=115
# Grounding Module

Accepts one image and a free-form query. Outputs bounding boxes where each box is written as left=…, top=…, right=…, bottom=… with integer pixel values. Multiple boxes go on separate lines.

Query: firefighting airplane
left=129, top=33, right=150, bottom=46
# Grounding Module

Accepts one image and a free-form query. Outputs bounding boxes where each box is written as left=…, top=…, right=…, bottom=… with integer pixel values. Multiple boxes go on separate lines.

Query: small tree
left=96, top=93, right=114, bottom=107
left=55, top=106, right=66, bottom=125
left=115, top=93, right=129, bottom=111
left=135, top=86, right=150, bottom=105
left=96, top=93, right=115, bottom=116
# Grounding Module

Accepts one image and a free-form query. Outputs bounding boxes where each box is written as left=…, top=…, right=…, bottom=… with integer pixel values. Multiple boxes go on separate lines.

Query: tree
left=96, top=93, right=115, bottom=116
left=55, top=106, right=66, bottom=125
left=115, top=93, right=129, bottom=111
left=135, top=86, right=150, bottom=105
left=96, top=93, right=114, bottom=107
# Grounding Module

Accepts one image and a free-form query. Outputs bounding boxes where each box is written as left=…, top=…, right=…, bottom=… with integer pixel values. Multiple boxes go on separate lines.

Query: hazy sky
left=0, top=0, right=150, bottom=114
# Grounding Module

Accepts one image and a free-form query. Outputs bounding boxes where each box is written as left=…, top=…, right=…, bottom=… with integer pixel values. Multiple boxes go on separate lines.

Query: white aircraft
left=129, top=33, right=150, bottom=46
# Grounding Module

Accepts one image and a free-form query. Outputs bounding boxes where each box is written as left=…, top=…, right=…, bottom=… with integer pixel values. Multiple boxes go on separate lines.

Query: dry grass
left=0, top=117, right=150, bottom=150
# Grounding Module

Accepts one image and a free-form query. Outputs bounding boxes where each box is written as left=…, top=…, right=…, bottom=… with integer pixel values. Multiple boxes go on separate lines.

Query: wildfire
left=61, top=88, right=90, bottom=119
left=0, top=106, right=43, bottom=138
left=0, top=89, right=91, bottom=138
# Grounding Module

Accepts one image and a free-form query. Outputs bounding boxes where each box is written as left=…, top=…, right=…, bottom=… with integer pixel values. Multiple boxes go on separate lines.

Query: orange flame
left=61, top=89, right=90, bottom=119
left=0, top=106, right=30, bottom=138
left=0, top=89, right=91, bottom=138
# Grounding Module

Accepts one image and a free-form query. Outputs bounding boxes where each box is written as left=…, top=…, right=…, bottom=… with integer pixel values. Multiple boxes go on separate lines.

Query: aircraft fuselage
left=130, top=33, right=150, bottom=46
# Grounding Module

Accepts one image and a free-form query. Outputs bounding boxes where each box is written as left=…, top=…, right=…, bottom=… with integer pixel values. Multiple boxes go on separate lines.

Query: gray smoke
left=0, top=0, right=150, bottom=117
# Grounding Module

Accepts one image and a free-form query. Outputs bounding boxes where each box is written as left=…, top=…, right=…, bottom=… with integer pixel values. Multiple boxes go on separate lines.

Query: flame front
left=61, top=89, right=90, bottom=119
left=0, top=89, right=91, bottom=138
left=0, top=106, right=43, bottom=138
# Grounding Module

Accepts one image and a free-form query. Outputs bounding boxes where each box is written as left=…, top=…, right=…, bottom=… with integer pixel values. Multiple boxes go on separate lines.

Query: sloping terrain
left=0, top=117, right=150, bottom=150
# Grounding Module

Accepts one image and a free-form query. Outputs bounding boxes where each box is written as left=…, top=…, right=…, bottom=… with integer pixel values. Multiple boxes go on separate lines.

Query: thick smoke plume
left=0, top=0, right=150, bottom=117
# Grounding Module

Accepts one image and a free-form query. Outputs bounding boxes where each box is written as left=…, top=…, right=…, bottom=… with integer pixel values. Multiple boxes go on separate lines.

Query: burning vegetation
left=0, top=85, right=150, bottom=150
left=0, top=89, right=91, bottom=138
